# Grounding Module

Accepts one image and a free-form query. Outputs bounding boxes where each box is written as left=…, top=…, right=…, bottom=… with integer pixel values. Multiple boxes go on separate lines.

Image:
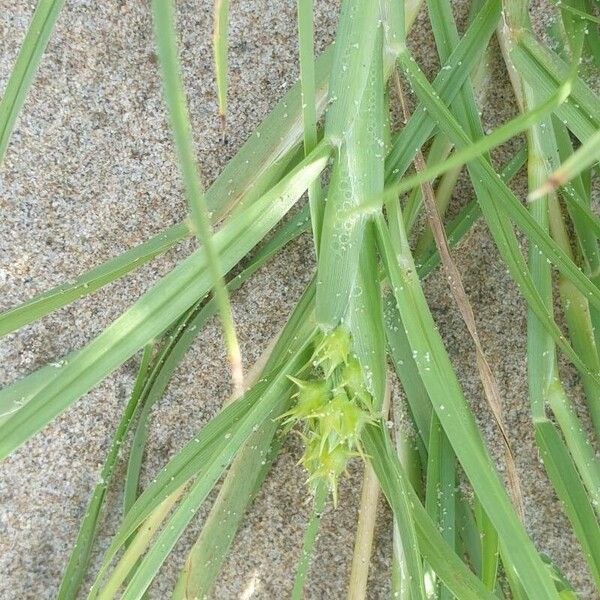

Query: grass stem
left=152, top=0, right=244, bottom=394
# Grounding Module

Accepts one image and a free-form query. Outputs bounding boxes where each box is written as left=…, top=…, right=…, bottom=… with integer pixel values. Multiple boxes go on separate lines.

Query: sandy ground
left=0, top=0, right=598, bottom=598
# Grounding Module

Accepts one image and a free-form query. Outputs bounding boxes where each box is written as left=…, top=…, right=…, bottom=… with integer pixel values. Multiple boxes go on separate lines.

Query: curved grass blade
left=96, top=486, right=186, bottom=600
left=0, top=0, right=65, bottom=163
left=364, top=424, right=426, bottom=600
left=89, top=371, right=290, bottom=596
left=172, top=418, right=284, bottom=599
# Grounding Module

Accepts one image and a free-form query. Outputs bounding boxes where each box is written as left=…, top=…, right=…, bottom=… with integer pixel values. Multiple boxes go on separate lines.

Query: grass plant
left=1, top=0, right=600, bottom=597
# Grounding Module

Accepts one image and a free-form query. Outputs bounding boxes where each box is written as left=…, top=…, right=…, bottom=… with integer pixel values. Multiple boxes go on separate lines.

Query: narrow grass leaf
left=395, top=49, right=600, bottom=386
left=384, top=0, right=501, bottom=182
left=364, top=424, right=426, bottom=600
left=424, top=413, right=456, bottom=600
left=535, top=422, right=600, bottom=588
left=0, top=221, right=191, bottom=338
left=510, top=32, right=600, bottom=143
left=297, top=0, right=323, bottom=251
left=0, top=44, right=334, bottom=337
left=172, top=282, right=317, bottom=600
left=112, top=339, right=314, bottom=600
left=416, top=147, right=527, bottom=276
left=0, top=0, right=65, bottom=163
left=291, top=483, right=328, bottom=600
left=152, top=0, right=244, bottom=391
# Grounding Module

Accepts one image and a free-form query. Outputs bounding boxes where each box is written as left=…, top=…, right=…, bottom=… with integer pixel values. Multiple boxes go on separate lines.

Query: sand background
left=0, top=0, right=597, bottom=598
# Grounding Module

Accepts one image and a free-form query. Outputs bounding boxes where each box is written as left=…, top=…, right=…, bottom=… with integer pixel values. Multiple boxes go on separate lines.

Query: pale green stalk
left=151, top=0, right=243, bottom=393
left=347, top=462, right=381, bottom=600
left=291, top=482, right=328, bottom=600
left=347, top=382, right=391, bottom=600
left=316, top=0, right=381, bottom=328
